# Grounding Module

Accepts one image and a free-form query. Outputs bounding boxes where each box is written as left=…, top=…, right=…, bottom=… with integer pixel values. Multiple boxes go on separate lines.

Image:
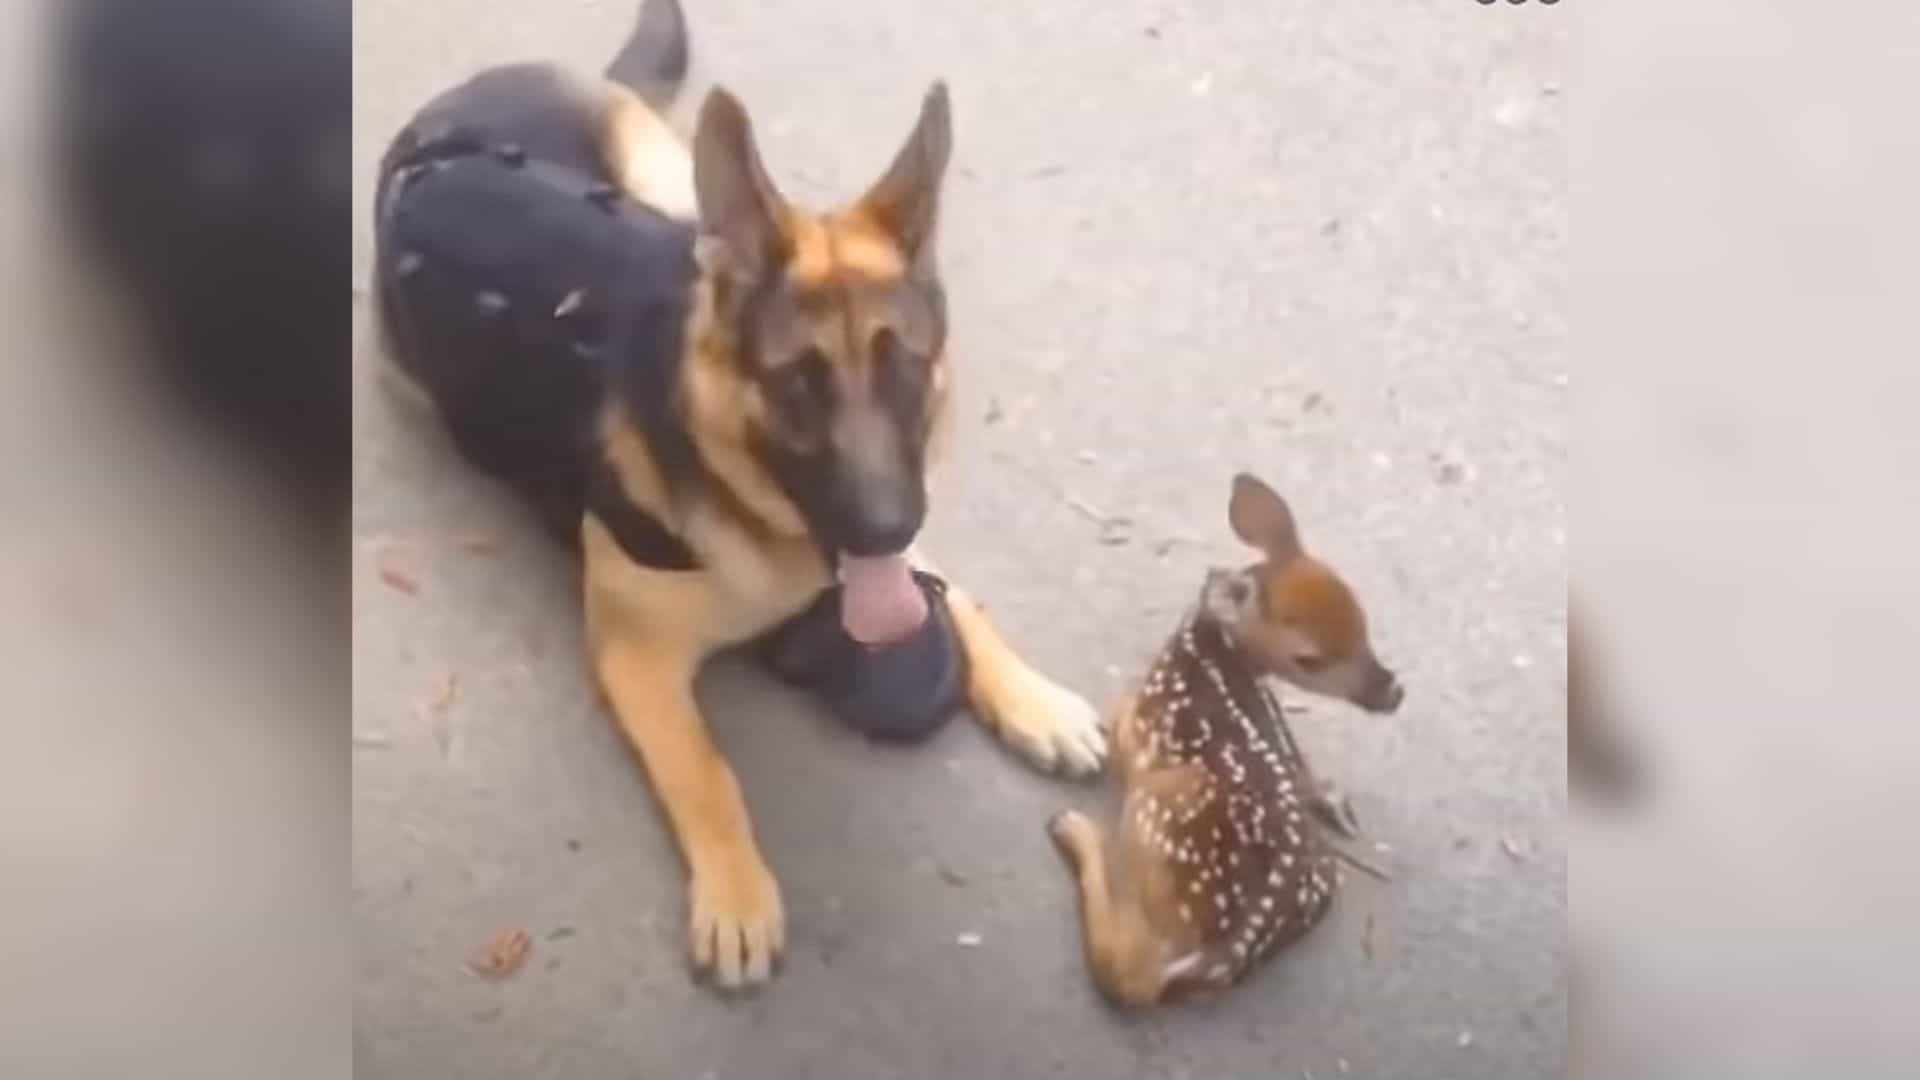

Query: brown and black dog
left=371, top=0, right=1105, bottom=989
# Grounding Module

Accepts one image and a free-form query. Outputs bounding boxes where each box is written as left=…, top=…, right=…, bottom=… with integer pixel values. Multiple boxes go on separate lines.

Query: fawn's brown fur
left=1048, top=473, right=1403, bottom=1006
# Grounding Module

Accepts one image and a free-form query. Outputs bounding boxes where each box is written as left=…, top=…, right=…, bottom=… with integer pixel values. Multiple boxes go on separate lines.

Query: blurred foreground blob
left=1568, top=608, right=1642, bottom=806
left=7, top=5, right=353, bottom=1072
left=52, top=0, right=352, bottom=527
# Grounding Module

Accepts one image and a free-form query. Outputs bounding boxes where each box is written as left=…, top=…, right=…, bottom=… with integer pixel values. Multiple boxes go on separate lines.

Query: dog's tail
left=605, top=0, right=690, bottom=112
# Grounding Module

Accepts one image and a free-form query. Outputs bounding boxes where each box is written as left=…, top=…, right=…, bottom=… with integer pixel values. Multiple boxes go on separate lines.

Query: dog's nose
left=845, top=518, right=919, bottom=557
left=839, top=490, right=924, bottom=556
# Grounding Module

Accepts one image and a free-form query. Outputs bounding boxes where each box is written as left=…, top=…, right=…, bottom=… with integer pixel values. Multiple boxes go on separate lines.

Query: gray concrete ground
left=352, top=1, right=1566, bottom=1076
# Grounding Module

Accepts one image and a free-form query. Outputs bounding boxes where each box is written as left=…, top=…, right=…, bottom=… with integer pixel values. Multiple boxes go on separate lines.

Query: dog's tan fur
left=602, top=82, right=699, bottom=220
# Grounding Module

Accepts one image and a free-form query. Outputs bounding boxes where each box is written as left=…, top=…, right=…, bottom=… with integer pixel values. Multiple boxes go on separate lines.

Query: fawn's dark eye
left=766, top=349, right=833, bottom=426
left=1227, top=578, right=1254, bottom=606
left=1293, top=652, right=1328, bottom=673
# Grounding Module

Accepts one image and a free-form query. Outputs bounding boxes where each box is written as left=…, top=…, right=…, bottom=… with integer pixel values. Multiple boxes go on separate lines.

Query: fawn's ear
left=1228, top=473, right=1303, bottom=564
left=692, top=86, right=789, bottom=278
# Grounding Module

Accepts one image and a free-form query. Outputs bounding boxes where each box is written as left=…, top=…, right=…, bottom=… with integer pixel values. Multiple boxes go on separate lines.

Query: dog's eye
left=872, top=327, right=917, bottom=363
left=1293, top=653, right=1328, bottom=673
left=873, top=328, right=926, bottom=382
left=872, top=328, right=931, bottom=426
left=767, top=350, right=832, bottom=421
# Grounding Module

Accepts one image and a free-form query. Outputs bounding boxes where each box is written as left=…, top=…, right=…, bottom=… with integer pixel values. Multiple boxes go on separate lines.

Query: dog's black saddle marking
left=373, top=65, right=700, bottom=553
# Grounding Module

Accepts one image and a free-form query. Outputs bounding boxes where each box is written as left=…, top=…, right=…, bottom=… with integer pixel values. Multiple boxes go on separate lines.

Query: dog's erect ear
left=693, top=86, right=788, bottom=275
left=858, top=81, right=952, bottom=267
left=1228, top=473, right=1304, bottom=564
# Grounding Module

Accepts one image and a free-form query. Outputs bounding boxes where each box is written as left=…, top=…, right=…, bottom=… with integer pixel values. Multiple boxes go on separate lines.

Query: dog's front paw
left=687, top=847, right=786, bottom=990
left=986, top=670, right=1108, bottom=778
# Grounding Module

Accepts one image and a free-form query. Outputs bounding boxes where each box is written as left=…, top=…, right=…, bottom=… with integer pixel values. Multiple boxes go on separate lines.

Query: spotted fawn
left=1048, top=473, right=1403, bottom=1006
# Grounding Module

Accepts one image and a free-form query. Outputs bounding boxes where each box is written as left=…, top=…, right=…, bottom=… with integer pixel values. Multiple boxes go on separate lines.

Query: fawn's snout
left=1356, top=657, right=1404, bottom=714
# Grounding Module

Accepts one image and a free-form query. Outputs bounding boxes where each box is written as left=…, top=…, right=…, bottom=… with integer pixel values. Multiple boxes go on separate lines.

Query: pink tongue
left=839, top=553, right=929, bottom=645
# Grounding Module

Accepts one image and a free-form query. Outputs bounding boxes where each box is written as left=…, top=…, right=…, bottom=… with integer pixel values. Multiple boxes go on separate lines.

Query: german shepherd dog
left=371, top=0, right=1107, bottom=989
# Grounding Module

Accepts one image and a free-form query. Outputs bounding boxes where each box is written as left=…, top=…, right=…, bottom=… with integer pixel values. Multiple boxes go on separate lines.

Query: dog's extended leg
left=911, top=549, right=1106, bottom=775
left=591, top=634, right=785, bottom=987
left=585, top=522, right=784, bottom=989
